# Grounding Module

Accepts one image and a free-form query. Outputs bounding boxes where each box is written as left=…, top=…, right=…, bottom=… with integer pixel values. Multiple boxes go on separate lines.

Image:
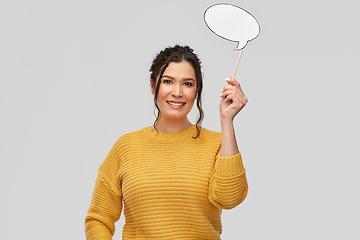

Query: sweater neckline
left=144, top=125, right=197, bottom=141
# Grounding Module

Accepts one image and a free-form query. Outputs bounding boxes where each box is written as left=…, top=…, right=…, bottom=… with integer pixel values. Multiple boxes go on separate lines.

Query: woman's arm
left=219, top=77, right=248, bottom=157
left=207, top=77, right=248, bottom=209
left=85, top=175, right=122, bottom=240
left=85, top=138, right=124, bottom=240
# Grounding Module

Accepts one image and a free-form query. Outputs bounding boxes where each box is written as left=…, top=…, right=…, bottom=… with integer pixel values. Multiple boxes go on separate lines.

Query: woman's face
left=153, top=61, right=197, bottom=122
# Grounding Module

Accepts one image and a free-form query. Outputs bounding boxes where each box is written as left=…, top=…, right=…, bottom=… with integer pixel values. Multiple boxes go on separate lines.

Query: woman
left=85, top=45, right=248, bottom=240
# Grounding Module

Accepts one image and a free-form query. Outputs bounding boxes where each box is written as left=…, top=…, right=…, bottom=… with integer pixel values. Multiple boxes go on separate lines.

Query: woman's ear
left=150, top=79, right=155, bottom=95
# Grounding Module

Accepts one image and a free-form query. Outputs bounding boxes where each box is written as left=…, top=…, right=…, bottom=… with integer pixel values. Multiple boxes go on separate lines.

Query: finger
left=221, top=89, right=246, bottom=101
left=240, top=96, right=248, bottom=105
left=224, top=92, right=248, bottom=106
left=221, top=87, right=235, bottom=95
left=223, top=92, right=243, bottom=103
left=226, top=77, right=240, bottom=87
left=220, top=90, right=233, bottom=101
left=226, top=77, right=245, bottom=95
left=224, top=94, right=234, bottom=103
left=220, top=88, right=237, bottom=99
left=221, top=84, right=238, bottom=93
left=220, top=92, right=232, bottom=102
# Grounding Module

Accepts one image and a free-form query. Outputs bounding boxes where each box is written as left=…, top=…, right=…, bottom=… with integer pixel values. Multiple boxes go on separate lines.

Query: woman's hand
left=219, top=77, right=248, bottom=123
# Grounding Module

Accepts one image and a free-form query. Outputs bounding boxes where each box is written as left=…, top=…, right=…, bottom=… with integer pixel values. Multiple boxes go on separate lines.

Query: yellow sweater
left=85, top=125, right=248, bottom=240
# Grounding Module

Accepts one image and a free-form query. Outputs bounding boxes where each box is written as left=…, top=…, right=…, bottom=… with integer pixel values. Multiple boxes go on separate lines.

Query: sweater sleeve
left=85, top=175, right=122, bottom=240
left=208, top=152, right=248, bottom=209
left=85, top=139, right=124, bottom=240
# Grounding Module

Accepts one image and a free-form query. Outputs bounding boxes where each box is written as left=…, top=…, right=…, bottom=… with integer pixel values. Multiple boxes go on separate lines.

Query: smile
left=167, top=101, right=186, bottom=106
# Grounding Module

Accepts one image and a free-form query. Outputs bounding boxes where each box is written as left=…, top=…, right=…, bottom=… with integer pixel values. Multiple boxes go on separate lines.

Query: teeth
left=167, top=101, right=185, bottom=106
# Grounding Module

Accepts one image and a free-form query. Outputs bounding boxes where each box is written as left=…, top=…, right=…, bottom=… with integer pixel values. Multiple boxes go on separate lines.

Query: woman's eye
left=163, top=80, right=172, bottom=84
left=184, top=82, right=193, bottom=87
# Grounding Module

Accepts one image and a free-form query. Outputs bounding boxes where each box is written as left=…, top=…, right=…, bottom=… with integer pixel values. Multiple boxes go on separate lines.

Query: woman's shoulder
left=116, top=126, right=152, bottom=143
left=200, top=126, right=221, bottom=135
left=199, top=126, right=222, bottom=140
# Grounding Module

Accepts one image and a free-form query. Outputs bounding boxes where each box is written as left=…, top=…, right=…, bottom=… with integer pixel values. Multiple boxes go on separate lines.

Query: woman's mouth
left=166, top=101, right=186, bottom=106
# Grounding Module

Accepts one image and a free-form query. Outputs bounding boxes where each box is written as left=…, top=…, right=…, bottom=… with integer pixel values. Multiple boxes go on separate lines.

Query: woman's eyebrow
left=161, top=75, right=175, bottom=80
left=162, top=75, right=195, bottom=82
left=184, top=78, right=196, bottom=82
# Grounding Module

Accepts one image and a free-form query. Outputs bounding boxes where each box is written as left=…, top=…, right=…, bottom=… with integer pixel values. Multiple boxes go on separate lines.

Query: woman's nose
left=172, top=85, right=182, bottom=97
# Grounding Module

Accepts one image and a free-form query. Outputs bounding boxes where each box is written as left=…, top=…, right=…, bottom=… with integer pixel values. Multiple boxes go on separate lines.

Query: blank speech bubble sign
left=204, top=4, right=260, bottom=50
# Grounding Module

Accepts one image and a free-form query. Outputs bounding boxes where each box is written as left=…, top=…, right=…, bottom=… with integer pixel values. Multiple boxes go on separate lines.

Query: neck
left=154, top=117, right=193, bottom=134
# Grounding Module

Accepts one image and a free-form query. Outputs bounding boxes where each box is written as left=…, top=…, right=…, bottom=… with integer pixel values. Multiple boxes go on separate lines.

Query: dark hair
left=149, top=45, right=204, bottom=138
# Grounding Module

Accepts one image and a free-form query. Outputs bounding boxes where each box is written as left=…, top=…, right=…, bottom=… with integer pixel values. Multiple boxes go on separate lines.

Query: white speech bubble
left=204, top=4, right=260, bottom=50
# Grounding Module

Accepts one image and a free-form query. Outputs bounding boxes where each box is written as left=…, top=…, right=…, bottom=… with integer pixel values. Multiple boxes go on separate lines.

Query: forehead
left=162, top=61, right=196, bottom=80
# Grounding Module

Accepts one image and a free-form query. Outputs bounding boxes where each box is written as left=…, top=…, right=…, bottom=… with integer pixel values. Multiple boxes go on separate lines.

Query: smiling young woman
left=85, top=45, right=249, bottom=240
left=151, top=61, right=197, bottom=134
left=149, top=45, right=204, bottom=138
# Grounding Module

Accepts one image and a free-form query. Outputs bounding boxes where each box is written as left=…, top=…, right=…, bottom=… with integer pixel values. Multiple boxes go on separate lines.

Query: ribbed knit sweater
left=85, top=125, right=248, bottom=240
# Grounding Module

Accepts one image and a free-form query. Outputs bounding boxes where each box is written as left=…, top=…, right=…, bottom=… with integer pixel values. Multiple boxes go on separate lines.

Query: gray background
left=1, top=0, right=359, bottom=239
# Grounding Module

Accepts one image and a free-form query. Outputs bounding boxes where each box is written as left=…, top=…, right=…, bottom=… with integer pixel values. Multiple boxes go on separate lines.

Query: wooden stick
left=232, top=49, right=243, bottom=78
